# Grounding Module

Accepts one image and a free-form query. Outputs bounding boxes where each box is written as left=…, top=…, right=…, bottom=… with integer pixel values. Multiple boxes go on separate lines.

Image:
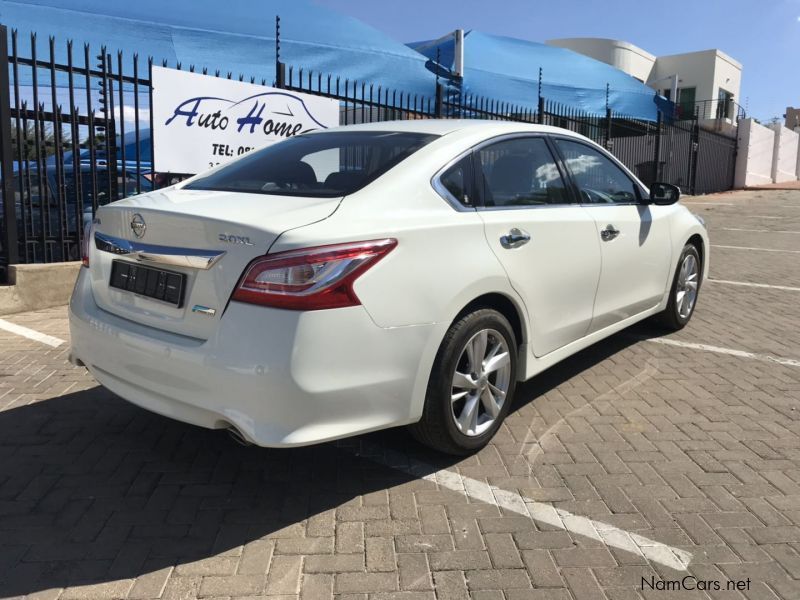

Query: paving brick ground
left=1, top=189, right=800, bottom=599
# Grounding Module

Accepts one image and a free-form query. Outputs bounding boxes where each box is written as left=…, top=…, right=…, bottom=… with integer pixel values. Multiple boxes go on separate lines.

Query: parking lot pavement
left=1, top=189, right=799, bottom=600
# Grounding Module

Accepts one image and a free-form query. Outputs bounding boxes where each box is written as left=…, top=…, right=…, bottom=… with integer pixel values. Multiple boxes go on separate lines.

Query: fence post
left=537, top=96, right=544, bottom=125
left=653, top=110, right=663, bottom=184
left=689, top=118, right=700, bottom=195
left=605, top=107, right=613, bottom=151
left=434, top=82, right=443, bottom=118
left=0, top=24, right=18, bottom=279
left=274, top=15, right=285, bottom=88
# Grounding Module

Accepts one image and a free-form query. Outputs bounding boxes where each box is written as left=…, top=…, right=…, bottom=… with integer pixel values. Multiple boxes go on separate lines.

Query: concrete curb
left=0, top=262, right=80, bottom=315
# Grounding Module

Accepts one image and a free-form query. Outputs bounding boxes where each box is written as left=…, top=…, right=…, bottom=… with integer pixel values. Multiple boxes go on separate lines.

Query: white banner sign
left=152, top=67, right=339, bottom=174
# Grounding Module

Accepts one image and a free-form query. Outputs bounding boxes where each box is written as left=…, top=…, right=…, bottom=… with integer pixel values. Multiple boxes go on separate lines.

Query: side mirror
left=649, top=182, right=681, bottom=205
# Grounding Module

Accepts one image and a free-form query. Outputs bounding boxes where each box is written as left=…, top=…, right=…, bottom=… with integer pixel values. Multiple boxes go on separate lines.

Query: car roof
left=317, top=119, right=586, bottom=139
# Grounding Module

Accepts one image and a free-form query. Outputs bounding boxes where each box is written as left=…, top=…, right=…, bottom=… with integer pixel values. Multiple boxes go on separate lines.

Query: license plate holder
left=109, top=260, right=186, bottom=307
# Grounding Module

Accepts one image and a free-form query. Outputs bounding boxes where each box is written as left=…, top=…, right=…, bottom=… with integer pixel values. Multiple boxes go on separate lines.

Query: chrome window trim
left=431, top=146, right=485, bottom=212
left=430, top=132, right=576, bottom=212
left=475, top=202, right=576, bottom=212
left=95, top=232, right=227, bottom=270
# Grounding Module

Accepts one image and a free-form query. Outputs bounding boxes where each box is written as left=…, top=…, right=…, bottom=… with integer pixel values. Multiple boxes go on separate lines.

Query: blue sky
left=315, top=0, right=800, bottom=122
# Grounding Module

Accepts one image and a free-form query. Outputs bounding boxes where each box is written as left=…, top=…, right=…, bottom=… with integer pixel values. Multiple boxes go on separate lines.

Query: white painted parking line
left=645, top=337, right=800, bottom=368
left=712, top=244, right=800, bottom=254
left=718, top=227, right=800, bottom=234
left=744, top=215, right=784, bottom=219
left=360, top=443, right=693, bottom=571
left=682, top=202, right=734, bottom=206
left=0, top=318, right=65, bottom=347
left=708, top=279, right=800, bottom=292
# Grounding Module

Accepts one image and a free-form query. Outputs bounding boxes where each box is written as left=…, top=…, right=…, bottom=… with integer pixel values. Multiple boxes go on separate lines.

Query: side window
left=476, top=137, right=570, bottom=207
left=554, top=139, right=638, bottom=204
left=438, top=155, right=473, bottom=206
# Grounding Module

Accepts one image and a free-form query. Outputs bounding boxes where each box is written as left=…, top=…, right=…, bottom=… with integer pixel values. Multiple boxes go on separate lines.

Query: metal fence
left=0, top=24, right=739, bottom=282
left=0, top=26, right=154, bottom=274
left=686, top=98, right=746, bottom=124
left=284, top=65, right=738, bottom=197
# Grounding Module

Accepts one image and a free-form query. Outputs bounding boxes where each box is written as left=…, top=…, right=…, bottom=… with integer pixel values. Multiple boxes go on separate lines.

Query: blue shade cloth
left=0, top=2, right=661, bottom=120
left=0, top=0, right=437, bottom=97
left=411, top=31, right=660, bottom=120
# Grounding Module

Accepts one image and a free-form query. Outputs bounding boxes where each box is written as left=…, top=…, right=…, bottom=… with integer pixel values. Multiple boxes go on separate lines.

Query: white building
left=546, top=38, right=743, bottom=127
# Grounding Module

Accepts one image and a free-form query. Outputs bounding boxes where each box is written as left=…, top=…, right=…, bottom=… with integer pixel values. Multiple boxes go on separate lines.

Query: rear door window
left=475, top=137, right=571, bottom=207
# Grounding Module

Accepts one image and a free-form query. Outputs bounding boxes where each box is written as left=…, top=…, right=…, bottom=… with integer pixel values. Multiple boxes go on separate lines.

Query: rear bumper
left=69, top=268, right=440, bottom=447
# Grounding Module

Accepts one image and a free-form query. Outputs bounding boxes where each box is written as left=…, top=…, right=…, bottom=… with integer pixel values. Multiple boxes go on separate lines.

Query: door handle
left=500, top=228, right=531, bottom=249
left=600, top=225, right=620, bottom=242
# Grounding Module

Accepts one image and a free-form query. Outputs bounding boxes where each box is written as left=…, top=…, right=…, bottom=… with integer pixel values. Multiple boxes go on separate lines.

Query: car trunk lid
left=88, top=187, right=341, bottom=339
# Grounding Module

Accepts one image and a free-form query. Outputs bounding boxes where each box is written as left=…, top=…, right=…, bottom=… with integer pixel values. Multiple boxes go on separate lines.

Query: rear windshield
left=184, top=131, right=439, bottom=197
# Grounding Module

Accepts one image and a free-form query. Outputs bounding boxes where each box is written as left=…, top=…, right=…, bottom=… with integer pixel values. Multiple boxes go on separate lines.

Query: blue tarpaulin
left=411, top=31, right=660, bottom=120
left=0, top=1, right=663, bottom=120
left=0, top=0, right=437, bottom=97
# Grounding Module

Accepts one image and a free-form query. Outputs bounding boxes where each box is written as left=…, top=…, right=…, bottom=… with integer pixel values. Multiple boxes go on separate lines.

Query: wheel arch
left=454, top=292, right=527, bottom=347
left=686, top=233, right=705, bottom=274
left=451, top=293, right=529, bottom=381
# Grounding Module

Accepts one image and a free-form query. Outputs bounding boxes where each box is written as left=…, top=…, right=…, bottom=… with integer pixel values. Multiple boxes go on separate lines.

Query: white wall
left=652, top=51, right=718, bottom=105
left=546, top=38, right=656, bottom=82
left=795, top=127, right=800, bottom=178
left=649, top=50, right=742, bottom=121
left=770, top=125, right=800, bottom=183
left=734, top=119, right=775, bottom=188
left=712, top=51, right=742, bottom=100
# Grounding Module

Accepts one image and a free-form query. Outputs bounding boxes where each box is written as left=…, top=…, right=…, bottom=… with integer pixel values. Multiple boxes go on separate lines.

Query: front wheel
left=409, top=309, right=517, bottom=455
left=655, top=243, right=702, bottom=331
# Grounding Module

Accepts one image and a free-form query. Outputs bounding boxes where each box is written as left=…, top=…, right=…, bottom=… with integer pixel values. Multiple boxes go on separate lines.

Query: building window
left=717, top=88, right=733, bottom=119
left=663, top=87, right=698, bottom=119
left=677, top=87, right=696, bottom=119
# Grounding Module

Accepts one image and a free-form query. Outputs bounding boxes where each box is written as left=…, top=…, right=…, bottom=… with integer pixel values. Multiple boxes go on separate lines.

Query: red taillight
left=232, top=238, right=397, bottom=310
left=81, top=221, right=93, bottom=267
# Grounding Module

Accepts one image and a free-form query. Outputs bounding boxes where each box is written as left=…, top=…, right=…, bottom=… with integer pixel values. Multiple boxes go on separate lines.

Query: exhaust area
left=226, top=425, right=253, bottom=446
left=68, top=353, right=85, bottom=367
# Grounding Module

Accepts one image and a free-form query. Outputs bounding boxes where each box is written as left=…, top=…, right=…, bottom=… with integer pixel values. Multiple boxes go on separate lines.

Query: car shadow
left=511, top=320, right=661, bottom=411
left=0, top=385, right=430, bottom=595
left=0, top=321, right=663, bottom=595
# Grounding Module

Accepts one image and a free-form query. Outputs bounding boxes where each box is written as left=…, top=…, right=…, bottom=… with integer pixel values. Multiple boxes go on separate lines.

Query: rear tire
left=655, top=243, right=702, bottom=331
left=409, top=309, right=517, bottom=455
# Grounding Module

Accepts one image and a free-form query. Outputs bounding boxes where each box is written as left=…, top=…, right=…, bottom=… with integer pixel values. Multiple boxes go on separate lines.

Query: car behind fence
left=0, top=23, right=738, bottom=283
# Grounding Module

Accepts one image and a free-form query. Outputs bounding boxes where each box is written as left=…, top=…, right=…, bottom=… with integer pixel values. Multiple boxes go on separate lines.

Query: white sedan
left=69, top=120, right=708, bottom=454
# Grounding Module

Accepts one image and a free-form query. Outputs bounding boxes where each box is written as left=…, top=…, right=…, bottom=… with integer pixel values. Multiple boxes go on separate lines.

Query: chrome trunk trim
left=94, top=232, right=226, bottom=270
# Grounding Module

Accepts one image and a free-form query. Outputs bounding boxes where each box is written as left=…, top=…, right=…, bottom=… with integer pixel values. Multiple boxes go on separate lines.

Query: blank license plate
left=110, top=260, right=186, bottom=307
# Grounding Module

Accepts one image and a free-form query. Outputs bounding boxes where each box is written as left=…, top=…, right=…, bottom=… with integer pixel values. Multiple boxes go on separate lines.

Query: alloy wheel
left=676, top=253, right=699, bottom=319
left=450, top=328, right=512, bottom=437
